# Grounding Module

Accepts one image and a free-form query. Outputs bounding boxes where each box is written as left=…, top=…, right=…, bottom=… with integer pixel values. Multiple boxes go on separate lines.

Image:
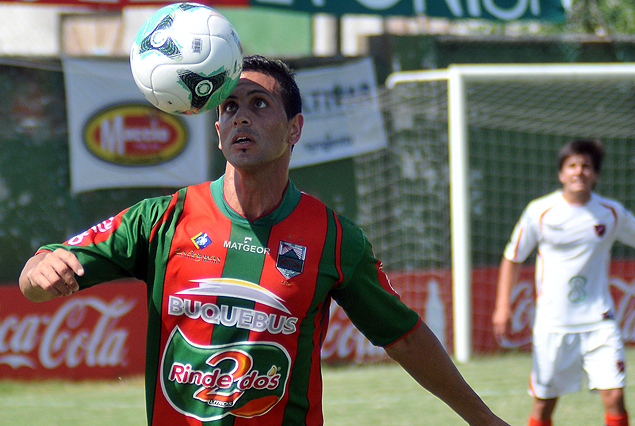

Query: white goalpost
left=386, top=63, right=635, bottom=363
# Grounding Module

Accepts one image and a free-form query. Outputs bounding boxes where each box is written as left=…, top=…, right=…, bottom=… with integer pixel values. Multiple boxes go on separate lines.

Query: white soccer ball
left=130, top=2, right=243, bottom=115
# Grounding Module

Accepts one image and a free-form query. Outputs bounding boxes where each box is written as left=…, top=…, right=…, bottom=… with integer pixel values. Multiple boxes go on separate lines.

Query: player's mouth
left=231, top=133, right=256, bottom=153
left=232, top=134, right=255, bottom=150
left=232, top=132, right=254, bottom=144
left=570, top=178, right=590, bottom=190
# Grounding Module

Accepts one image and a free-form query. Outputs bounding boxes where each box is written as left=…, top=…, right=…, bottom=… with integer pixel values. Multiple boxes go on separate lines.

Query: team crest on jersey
left=191, top=232, right=212, bottom=249
left=595, top=224, right=606, bottom=237
left=276, top=241, right=306, bottom=279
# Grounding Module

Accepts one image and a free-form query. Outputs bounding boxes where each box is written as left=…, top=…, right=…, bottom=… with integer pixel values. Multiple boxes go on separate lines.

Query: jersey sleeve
left=37, top=193, right=177, bottom=290
left=329, top=217, right=421, bottom=348
left=503, top=204, right=539, bottom=263
left=615, top=202, right=635, bottom=248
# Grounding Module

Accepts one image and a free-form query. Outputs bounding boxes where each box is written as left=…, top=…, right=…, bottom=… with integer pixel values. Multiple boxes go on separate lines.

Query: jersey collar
left=210, top=175, right=302, bottom=226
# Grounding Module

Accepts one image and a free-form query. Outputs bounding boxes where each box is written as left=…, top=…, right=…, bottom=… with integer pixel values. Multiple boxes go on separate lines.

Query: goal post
left=386, top=63, right=635, bottom=363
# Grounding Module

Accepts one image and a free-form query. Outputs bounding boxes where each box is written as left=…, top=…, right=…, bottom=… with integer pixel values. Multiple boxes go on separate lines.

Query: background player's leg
left=529, top=397, right=557, bottom=426
left=600, top=388, right=628, bottom=426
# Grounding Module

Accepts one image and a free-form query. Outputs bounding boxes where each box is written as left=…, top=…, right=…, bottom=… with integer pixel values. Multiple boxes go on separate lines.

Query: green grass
left=1, top=349, right=634, bottom=425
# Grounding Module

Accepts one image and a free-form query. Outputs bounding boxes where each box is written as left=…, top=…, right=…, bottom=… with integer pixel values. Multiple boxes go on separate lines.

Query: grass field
left=1, top=348, right=634, bottom=425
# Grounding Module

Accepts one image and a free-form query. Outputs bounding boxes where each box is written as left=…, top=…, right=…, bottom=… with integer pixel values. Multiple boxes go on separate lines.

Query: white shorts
left=529, top=325, right=626, bottom=399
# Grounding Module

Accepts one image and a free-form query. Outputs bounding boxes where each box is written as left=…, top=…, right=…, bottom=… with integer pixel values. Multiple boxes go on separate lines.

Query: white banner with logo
left=291, top=58, right=387, bottom=169
left=63, top=58, right=210, bottom=194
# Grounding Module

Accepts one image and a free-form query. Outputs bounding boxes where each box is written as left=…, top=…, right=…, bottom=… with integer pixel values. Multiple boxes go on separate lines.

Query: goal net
left=357, top=63, right=635, bottom=361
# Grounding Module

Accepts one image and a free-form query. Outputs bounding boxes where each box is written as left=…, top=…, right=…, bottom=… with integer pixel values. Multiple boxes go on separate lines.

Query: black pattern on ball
left=177, top=70, right=228, bottom=110
left=138, top=4, right=196, bottom=60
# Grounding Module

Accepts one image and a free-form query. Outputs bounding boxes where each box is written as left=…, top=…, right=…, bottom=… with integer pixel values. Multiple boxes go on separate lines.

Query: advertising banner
left=5, top=261, right=635, bottom=377
left=63, top=58, right=210, bottom=194
left=0, top=280, right=147, bottom=380
left=323, top=262, right=635, bottom=363
left=1, top=0, right=565, bottom=21
left=292, top=58, right=387, bottom=169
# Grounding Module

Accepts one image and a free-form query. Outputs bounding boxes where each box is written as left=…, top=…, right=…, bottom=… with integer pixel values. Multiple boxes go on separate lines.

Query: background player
left=20, top=55, right=509, bottom=426
left=493, top=139, right=634, bottom=426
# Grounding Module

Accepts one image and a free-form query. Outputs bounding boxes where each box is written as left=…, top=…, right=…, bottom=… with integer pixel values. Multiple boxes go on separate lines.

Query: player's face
left=215, top=71, right=303, bottom=171
left=558, top=153, right=598, bottom=203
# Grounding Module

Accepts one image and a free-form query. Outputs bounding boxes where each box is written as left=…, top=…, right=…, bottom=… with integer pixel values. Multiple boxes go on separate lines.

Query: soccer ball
left=130, top=3, right=243, bottom=115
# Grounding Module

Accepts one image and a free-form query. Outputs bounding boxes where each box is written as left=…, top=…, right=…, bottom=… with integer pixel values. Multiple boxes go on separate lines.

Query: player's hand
left=491, top=305, right=511, bottom=342
left=21, top=249, right=84, bottom=301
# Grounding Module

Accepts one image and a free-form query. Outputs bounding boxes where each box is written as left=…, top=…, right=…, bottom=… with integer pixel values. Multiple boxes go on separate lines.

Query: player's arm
left=19, top=248, right=84, bottom=302
left=384, top=323, right=509, bottom=426
left=492, top=257, right=521, bottom=340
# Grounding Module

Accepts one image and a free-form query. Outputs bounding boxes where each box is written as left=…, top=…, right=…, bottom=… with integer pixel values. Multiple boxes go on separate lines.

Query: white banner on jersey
left=63, top=58, right=210, bottom=194
left=292, top=58, right=388, bottom=169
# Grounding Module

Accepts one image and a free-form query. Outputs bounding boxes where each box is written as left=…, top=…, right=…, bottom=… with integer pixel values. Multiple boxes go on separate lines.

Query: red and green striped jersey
left=38, top=177, right=421, bottom=426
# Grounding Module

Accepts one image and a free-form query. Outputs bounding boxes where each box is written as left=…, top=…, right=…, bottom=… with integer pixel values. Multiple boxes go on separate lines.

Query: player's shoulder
left=524, top=190, right=562, bottom=215
left=590, top=192, right=630, bottom=214
left=127, top=184, right=197, bottom=222
left=297, top=190, right=367, bottom=257
left=298, top=191, right=362, bottom=233
left=591, top=192, right=623, bottom=207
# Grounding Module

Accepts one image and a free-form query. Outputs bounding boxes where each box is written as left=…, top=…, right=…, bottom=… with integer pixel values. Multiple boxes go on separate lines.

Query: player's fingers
left=40, top=250, right=83, bottom=295
left=50, top=248, right=83, bottom=293
left=27, top=266, right=69, bottom=297
left=52, top=248, right=85, bottom=277
left=492, top=316, right=510, bottom=341
left=493, top=323, right=506, bottom=339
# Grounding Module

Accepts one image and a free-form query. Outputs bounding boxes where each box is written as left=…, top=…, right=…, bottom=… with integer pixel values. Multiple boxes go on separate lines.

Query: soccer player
left=20, top=55, right=509, bottom=426
left=492, top=139, right=634, bottom=426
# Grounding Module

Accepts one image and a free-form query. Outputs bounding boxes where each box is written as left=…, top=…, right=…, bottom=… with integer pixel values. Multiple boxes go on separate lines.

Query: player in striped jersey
left=20, top=55, right=508, bottom=426
left=493, top=139, right=635, bottom=426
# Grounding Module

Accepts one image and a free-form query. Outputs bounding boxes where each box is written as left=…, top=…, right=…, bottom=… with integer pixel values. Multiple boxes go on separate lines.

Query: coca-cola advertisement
left=322, top=270, right=454, bottom=363
left=322, top=261, right=635, bottom=363
left=3, top=261, right=635, bottom=378
left=0, top=280, right=147, bottom=380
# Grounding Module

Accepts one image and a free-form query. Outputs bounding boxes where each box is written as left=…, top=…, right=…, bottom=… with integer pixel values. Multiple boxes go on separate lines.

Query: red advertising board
left=0, top=279, right=147, bottom=380
left=3, top=260, right=635, bottom=378
left=322, top=260, right=635, bottom=363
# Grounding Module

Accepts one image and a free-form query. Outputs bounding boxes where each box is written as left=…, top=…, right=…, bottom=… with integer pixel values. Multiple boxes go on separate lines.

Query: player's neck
left=561, top=189, right=592, bottom=206
left=223, top=165, right=289, bottom=221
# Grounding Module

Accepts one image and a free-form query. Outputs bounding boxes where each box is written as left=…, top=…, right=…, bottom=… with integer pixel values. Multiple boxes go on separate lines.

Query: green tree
left=563, top=0, right=635, bottom=34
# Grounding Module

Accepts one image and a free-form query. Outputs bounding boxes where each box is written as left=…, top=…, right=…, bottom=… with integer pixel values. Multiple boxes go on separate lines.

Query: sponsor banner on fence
left=63, top=58, right=210, bottom=194
left=322, top=261, right=635, bottom=362
left=291, top=58, right=388, bottom=169
left=4, top=261, right=635, bottom=378
left=0, top=280, right=147, bottom=379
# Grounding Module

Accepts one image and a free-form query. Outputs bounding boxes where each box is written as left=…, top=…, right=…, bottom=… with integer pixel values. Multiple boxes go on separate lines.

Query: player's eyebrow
left=224, top=88, right=273, bottom=102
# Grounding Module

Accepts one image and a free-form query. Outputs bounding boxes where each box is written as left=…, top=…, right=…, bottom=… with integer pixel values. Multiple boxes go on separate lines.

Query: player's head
left=242, top=55, right=302, bottom=120
left=558, top=139, right=605, bottom=174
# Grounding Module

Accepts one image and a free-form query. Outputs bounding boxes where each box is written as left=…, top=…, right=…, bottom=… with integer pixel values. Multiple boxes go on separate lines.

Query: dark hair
left=558, top=139, right=605, bottom=173
left=242, top=55, right=302, bottom=119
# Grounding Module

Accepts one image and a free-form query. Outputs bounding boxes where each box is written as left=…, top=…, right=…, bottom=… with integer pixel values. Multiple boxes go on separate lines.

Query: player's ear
left=288, top=113, right=303, bottom=147
left=215, top=121, right=222, bottom=149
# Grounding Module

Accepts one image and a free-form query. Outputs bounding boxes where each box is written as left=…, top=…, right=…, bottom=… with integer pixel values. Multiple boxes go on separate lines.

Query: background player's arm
left=19, top=248, right=84, bottom=302
left=384, top=322, right=509, bottom=426
left=492, top=257, right=522, bottom=339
